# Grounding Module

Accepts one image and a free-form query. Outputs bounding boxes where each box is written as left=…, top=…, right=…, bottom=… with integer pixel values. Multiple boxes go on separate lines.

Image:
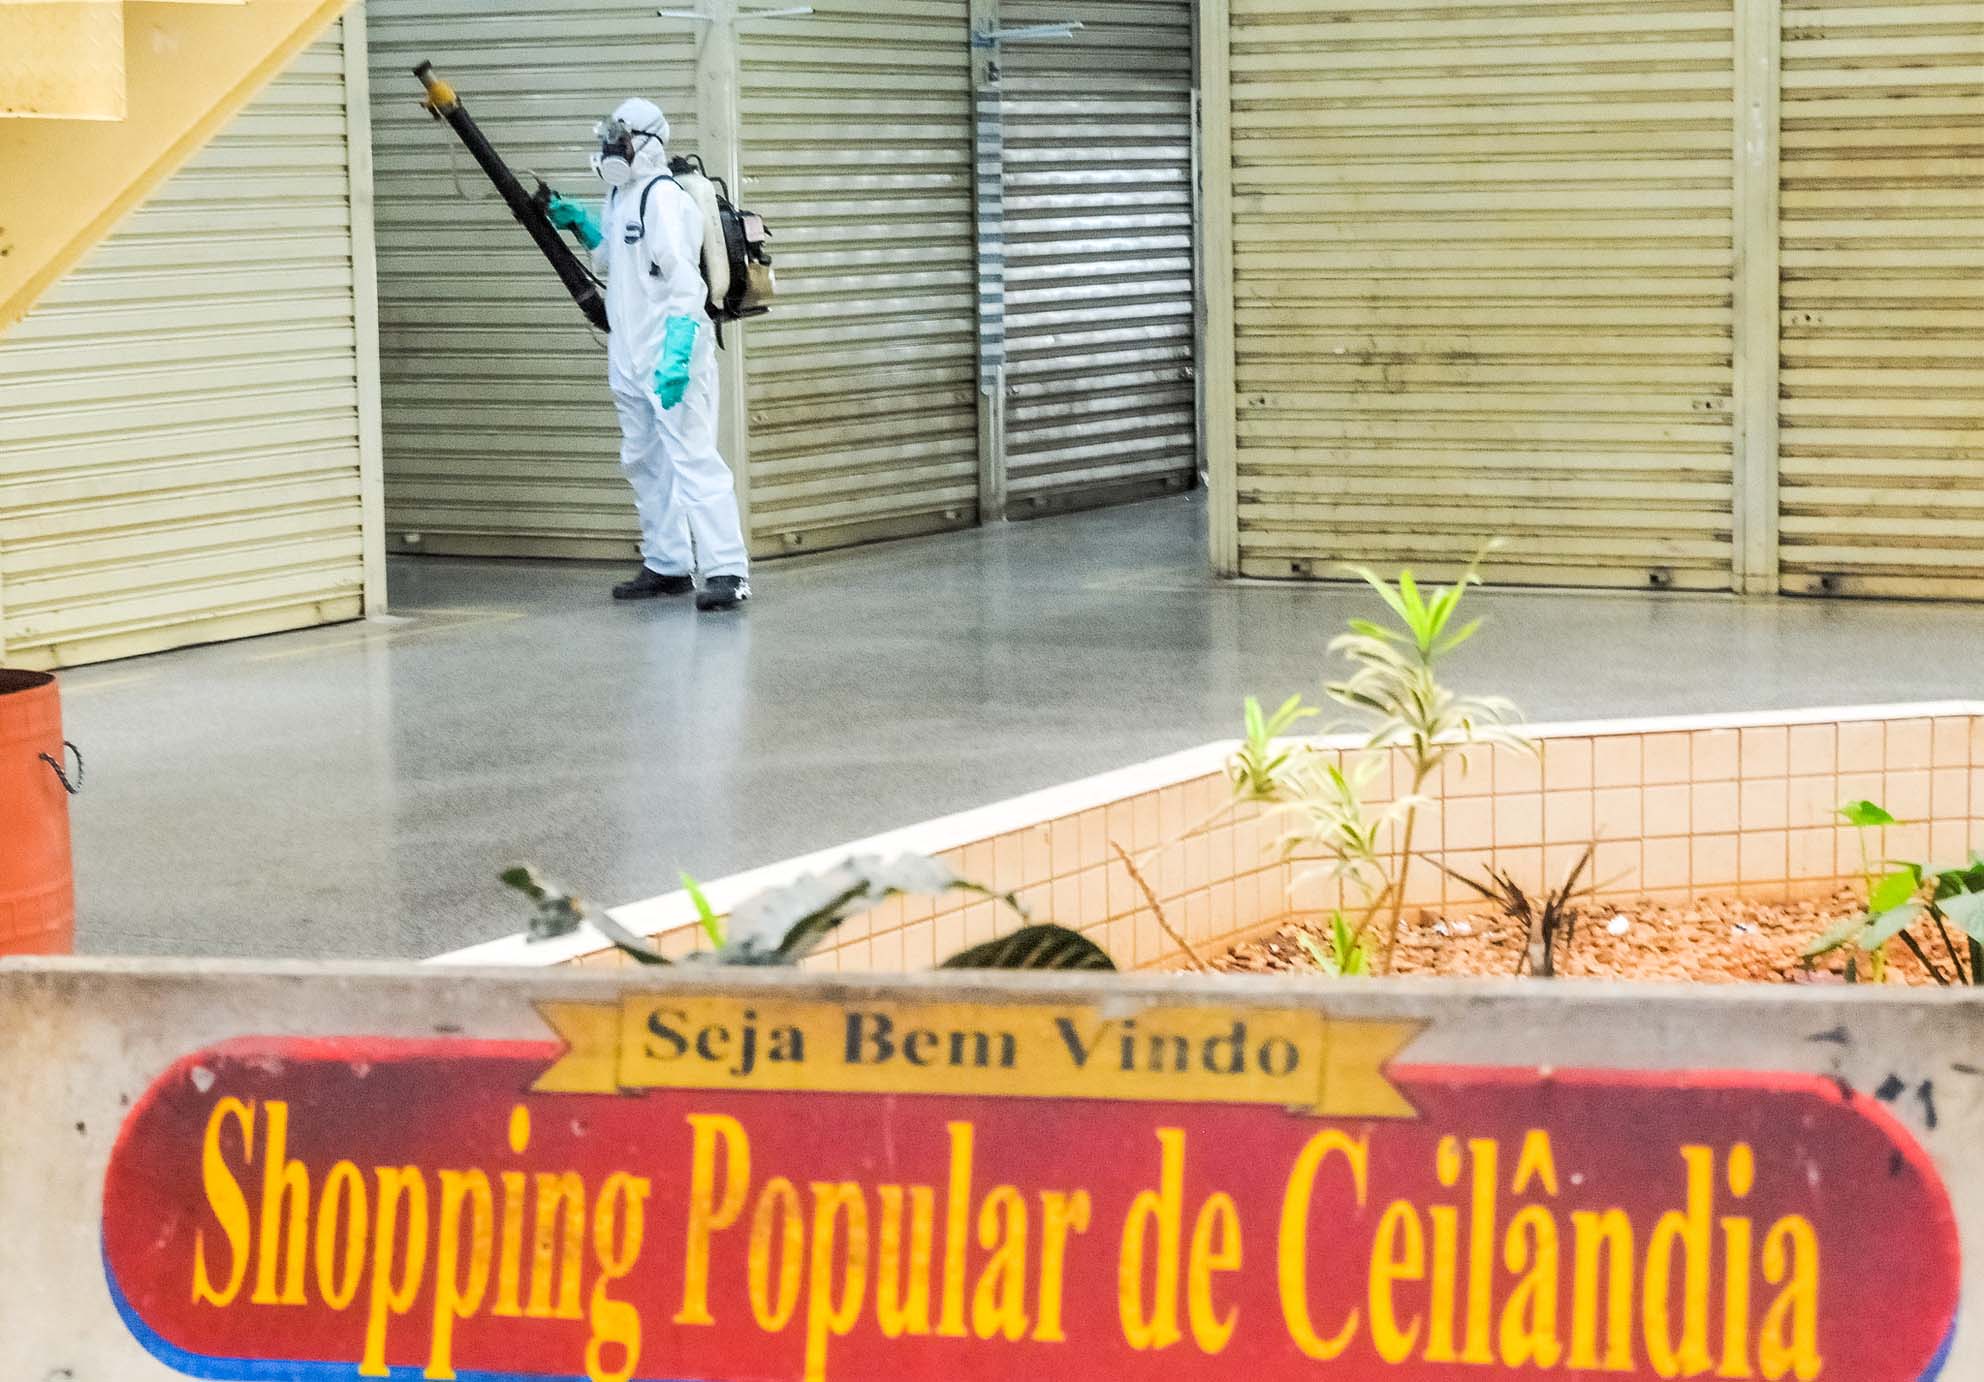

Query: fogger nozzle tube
left=413, top=61, right=457, bottom=111
left=411, top=59, right=610, bottom=333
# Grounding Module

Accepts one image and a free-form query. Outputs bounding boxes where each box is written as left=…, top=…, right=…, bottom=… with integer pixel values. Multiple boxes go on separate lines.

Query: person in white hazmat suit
left=546, top=98, right=750, bottom=612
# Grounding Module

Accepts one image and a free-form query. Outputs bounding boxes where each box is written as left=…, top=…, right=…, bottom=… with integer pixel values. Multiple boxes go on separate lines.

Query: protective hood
left=620, top=97, right=671, bottom=169
left=593, top=96, right=671, bottom=186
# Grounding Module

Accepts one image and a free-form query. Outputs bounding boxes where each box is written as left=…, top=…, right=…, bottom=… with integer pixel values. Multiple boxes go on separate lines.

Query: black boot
left=696, top=575, right=751, bottom=612
left=613, top=567, right=695, bottom=601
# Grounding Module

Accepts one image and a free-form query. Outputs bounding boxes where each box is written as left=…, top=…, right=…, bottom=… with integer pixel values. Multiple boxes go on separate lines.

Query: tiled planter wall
left=437, top=703, right=1984, bottom=975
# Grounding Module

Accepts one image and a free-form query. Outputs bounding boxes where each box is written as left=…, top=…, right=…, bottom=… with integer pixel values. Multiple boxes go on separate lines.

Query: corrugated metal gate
left=999, top=0, right=1198, bottom=517
left=366, top=1, right=696, bottom=559
left=739, top=0, right=981, bottom=557
left=1220, top=0, right=1739, bottom=589
left=361, top=0, right=1195, bottom=566
left=0, top=24, right=372, bottom=669
left=1777, top=0, right=1984, bottom=599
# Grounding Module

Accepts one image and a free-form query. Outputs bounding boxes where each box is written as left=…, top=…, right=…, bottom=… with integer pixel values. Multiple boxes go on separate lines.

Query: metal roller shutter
left=0, top=26, right=369, bottom=670
left=366, top=2, right=697, bottom=559
left=1000, top=0, right=1199, bottom=516
left=740, top=0, right=980, bottom=557
left=1777, top=0, right=1984, bottom=598
left=1226, top=0, right=1739, bottom=589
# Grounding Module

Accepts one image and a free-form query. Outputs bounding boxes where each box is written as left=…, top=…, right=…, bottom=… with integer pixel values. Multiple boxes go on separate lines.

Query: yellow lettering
left=1120, top=1128, right=1186, bottom=1351
left=878, top=1186, right=935, bottom=1338
left=1759, top=1217, right=1821, bottom=1381
left=749, top=1177, right=803, bottom=1332
left=805, top=1183, right=869, bottom=1382
left=676, top=1114, right=750, bottom=1327
left=529, top=1172, right=586, bottom=1321
left=315, top=1161, right=368, bottom=1311
left=1569, top=1209, right=1636, bottom=1371
left=1646, top=1146, right=1716, bottom=1378
left=1719, top=1216, right=1755, bottom=1379
left=937, top=1123, right=975, bottom=1339
left=1422, top=1212, right=1462, bottom=1364
left=1187, top=1193, right=1241, bottom=1355
left=496, top=1171, right=526, bottom=1317
left=973, top=1186, right=1029, bottom=1341
left=1720, top=1146, right=1757, bottom=1380
left=496, top=1107, right=530, bottom=1319
left=251, top=1101, right=311, bottom=1307
left=360, top=1167, right=429, bottom=1378
left=1512, top=1129, right=1561, bottom=1197
left=1462, top=1137, right=1499, bottom=1364
left=1279, top=1129, right=1366, bottom=1361
left=426, top=1170, right=494, bottom=1380
left=1033, top=1190, right=1091, bottom=1344
left=1426, top=1137, right=1463, bottom=1362
left=192, top=1098, right=254, bottom=1308
left=587, top=1174, right=650, bottom=1382
left=1500, top=1205, right=1562, bottom=1368
left=1369, top=1201, right=1424, bottom=1364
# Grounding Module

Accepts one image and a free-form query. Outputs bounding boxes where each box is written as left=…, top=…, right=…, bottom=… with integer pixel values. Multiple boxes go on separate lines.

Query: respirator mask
left=590, top=116, right=658, bottom=187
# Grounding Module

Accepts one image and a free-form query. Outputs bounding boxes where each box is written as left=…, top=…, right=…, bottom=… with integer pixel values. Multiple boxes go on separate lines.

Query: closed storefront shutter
left=1225, top=0, right=1739, bottom=588
left=0, top=26, right=369, bottom=669
left=740, top=0, right=981, bottom=557
left=1000, top=0, right=1198, bottom=516
left=366, top=2, right=696, bottom=558
left=1777, top=0, right=1984, bottom=598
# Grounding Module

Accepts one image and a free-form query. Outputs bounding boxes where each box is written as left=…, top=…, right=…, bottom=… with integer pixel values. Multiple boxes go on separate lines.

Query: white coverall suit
left=593, top=128, right=750, bottom=581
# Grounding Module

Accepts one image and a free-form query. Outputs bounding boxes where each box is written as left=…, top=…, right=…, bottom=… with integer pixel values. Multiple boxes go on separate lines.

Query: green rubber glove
left=652, top=317, right=698, bottom=409
left=545, top=193, right=602, bottom=250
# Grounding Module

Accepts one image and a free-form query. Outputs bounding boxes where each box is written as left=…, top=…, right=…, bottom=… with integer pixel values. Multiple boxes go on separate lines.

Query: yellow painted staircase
left=0, top=0, right=351, bottom=335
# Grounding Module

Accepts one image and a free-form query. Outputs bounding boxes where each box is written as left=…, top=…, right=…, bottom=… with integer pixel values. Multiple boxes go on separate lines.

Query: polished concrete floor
left=59, top=494, right=1984, bottom=960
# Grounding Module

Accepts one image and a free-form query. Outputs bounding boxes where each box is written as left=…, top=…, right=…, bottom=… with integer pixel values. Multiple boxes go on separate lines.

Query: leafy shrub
left=1803, top=801, right=1984, bottom=986
left=1277, top=558, right=1532, bottom=972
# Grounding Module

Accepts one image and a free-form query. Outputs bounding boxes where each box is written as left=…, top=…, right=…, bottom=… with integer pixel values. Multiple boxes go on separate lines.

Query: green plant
left=1441, top=845, right=1594, bottom=979
left=1928, top=864, right=1984, bottom=985
left=1803, top=801, right=1984, bottom=986
left=1107, top=693, right=1320, bottom=971
left=1277, top=754, right=1414, bottom=937
left=1286, top=558, right=1531, bottom=972
left=681, top=872, right=725, bottom=949
left=1296, top=913, right=1370, bottom=978
left=1230, top=694, right=1319, bottom=803
left=1128, top=693, right=1320, bottom=874
left=504, top=854, right=1114, bottom=972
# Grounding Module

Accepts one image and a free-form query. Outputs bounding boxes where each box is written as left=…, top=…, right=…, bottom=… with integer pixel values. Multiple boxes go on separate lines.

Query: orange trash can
left=0, top=670, right=76, bottom=955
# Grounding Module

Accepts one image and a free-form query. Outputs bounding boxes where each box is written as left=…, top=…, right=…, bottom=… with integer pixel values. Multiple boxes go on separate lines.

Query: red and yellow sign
left=102, top=994, right=1960, bottom=1381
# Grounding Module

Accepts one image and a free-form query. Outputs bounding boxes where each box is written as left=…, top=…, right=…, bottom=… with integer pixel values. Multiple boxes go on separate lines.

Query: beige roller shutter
left=1777, top=0, right=1984, bottom=598
left=0, top=25, right=370, bottom=670
left=1000, top=0, right=1199, bottom=516
left=740, top=0, right=980, bottom=557
left=1226, top=0, right=1739, bottom=589
left=366, top=4, right=696, bottom=558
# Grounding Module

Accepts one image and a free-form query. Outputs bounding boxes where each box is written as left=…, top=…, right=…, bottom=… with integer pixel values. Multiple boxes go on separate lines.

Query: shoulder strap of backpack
left=635, top=173, right=679, bottom=240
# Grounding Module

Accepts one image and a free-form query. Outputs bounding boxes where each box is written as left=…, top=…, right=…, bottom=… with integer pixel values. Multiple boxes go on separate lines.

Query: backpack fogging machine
left=413, top=61, right=776, bottom=342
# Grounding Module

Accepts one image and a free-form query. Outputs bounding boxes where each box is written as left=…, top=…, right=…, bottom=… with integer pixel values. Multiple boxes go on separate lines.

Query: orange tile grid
left=612, top=714, right=1984, bottom=974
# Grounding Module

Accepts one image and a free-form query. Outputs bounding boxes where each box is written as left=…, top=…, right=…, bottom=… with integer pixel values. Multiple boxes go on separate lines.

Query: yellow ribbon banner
left=534, top=995, right=1422, bottom=1119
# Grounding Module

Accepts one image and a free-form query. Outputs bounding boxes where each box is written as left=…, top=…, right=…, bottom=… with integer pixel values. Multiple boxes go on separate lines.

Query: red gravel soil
left=1209, top=890, right=1950, bottom=986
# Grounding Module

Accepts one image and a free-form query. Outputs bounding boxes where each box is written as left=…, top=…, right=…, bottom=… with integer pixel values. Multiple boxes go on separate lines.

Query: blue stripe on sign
left=1917, top=1314, right=1957, bottom=1381
left=101, top=1241, right=706, bottom=1382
